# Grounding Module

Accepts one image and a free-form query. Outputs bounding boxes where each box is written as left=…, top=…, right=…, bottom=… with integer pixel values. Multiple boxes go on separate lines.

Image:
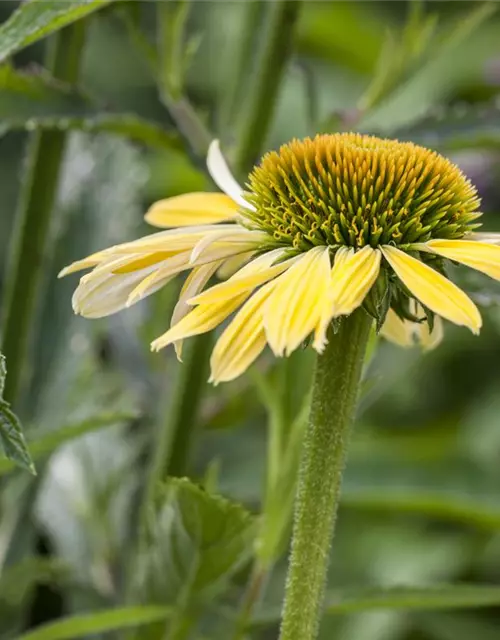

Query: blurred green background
left=1, top=1, right=500, bottom=639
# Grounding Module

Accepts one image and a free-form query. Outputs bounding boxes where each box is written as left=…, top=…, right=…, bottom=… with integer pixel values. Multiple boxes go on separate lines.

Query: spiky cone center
left=244, top=133, right=481, bottom=252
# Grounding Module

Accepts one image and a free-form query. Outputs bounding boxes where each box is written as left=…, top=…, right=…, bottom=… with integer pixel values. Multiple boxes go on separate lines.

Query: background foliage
left=1, top=1, right=500, bottom=639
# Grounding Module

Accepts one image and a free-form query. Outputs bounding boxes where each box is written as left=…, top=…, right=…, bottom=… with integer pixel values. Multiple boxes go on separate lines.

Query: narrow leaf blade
left=14, top=607, right=171, bottom=640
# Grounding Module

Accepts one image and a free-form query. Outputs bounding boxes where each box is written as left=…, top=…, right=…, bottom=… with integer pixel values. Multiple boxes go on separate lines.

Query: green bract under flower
left=245, top=133, right=481, bottom=251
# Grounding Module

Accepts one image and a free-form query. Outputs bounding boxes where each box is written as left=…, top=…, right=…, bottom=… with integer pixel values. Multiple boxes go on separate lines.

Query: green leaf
left=13, top=607, right=171, bottom=640
left=0, top=354, right=35, bottom=473
left=135, top=478, right=256, bottom=604
left=395, top=103, right=500, bottom=151
left=0, top=411, right=137, bottom=477
left=324, top=585, right=500, bottom=615
left=0, top=66, right=180, bottom=149
left=0, top=0, right=115, bottom=64
left=253, top=584, right=500, bottom=626
left=0, top=556, right=67, bottom=608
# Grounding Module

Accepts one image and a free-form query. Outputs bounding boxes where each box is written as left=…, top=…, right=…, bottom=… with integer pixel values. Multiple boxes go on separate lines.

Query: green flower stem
left=156, top=0, right=211, bottom=159
left=0, top=22, right=86, bottom=406
left=279, top=309, right=372, bottom=640
left=235, top=0, right=302, bottom=174
left=164, top=331, right=213, bottom=478
left=219, top=1, right=266, bottom=133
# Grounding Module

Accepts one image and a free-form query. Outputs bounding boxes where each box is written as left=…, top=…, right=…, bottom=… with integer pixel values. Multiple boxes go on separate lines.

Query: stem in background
left=140, top=332, right=213, bottom=531
left=218, top=1, right=266, bottom=135
left=0, top=23, right=86, bottom=407
left=232, top=564, right=268, bottom=640
left=235, top=0, right=302, bottom=174
left=156, top=0, right=212, bottom=160
left=279, top=310, right=372, bottom=640
left=164, top=332, right=213, bottom=478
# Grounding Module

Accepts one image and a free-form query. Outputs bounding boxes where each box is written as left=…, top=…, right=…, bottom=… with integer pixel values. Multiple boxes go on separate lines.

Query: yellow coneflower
left=60, top=133, right=500, bottom=383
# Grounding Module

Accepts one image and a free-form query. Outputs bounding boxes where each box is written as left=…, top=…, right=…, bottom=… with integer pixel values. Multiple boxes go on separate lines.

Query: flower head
left=60, top=133, right=500, bottom=383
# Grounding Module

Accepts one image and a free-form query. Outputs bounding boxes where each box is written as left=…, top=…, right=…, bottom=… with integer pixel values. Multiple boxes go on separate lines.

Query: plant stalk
left=279, top=309, right=372, bottom=640
left=0, top=23, right=86, bottom=406
left=235, top=0, right=302, bottom=174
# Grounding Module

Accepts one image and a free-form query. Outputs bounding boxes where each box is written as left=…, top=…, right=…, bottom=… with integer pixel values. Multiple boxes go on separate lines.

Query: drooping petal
left=313, top=247, right=380, bottom=352
left=418, top=314, right=443, bottom=351
left=264, top=247, right=331, bottom=357
left=207, top=140, right=255, bottom=210
left=216, top=252, right=255, bottom=279
left=58, top=249, right=114, bottom=277
left=59, top=225, right=237, bottom=276
left=189, top=248, right=296, bottom=306
left=190, top=228, right=268, bottom=263
left=210, top=281, right=276, bottom=384
left=379, top=309, right=414, bottom=348
left=144, top=192, right=239, bottom=228
left=171, top=261, right=222, bottom=359
left=380, top=309, right=443, bottom=351
left=151, top=293, right=249, bottom=352
left=381, top=245, right=482, bottom=334
left=330, top=246, right=381, bottom=315
left=72, top=263, right=173, bottom=318
left=419, top=239, right=500, bottom=281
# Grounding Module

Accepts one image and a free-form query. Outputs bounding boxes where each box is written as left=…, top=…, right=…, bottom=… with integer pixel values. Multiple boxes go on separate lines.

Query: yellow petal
left=380, top=309, right=415, bottom=348
left=113, top=251, right=176, bottom=274
left=313, top=247, right=380, bottom=351
left=381, top=245, right=481, bottom=333
left=418, top=314, right=443, bottom=351
left=144, top=193, right=239, bottom=228
left=210, top=281, right=276, bottom=384
left=189, top=248, right=294, bottom=306
left=73, top=268, right=166, bottom=318
left=216, top=252, right=255, bottom=280
left=58, top=249, right=113, bottom=277
left=151, top=293, right=248, bottom=352
left=469, top=232, right=500, bottom=244
left=420, top=239, right=500, bottom=281
left=264, top=247, right=331, bottom=357
left=330, top=246, right=381, bottom=315
left=190, top=229, right=268, bottom=263
left=58, top=225, right=233, bottom=276
left=171, top=261, right=222, bottom=360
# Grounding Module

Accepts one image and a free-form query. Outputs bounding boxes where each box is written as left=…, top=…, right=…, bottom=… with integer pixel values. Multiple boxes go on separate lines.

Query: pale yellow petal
left=330, top=246, right=381, bottom=315
left=151, top=293, right=249, bottom=352
left=73, top=267, right=168, bottom=318
left=144, top=192, right=239, bottom=228
left=189, top=248, right=294, bottom=306
left=264, top=247, right=331, bottom=357
left=380, top=309, right=415, bottom=348
left=216, top=252, right=255, bottom=280
left=381, top=245, right=481, bottom=333
left=58, top=225, right=234, bottom=276
left=419, top=239, right=500, bottom=281
left=207, top=140, right=254, bottom=210
left=58, top=249, right=114, bottom=277
left=469, top=232, right=500, bottom=244
left=210, top=281, right=276, bottom=384
left=190, top=229, right=268, bottom=263
left=313, top=247, right=380, bottom=352
left=417, top=315, right=443, bottom=351
left=313, top=247, right=350, bottom=352
left=171, top=261, right=222, bottom=359
left=125, top=252, right=192, bottom=307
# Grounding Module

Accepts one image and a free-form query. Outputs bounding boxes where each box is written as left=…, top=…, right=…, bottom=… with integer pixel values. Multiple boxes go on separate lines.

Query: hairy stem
left=279, top=310, right=372, bottom=640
